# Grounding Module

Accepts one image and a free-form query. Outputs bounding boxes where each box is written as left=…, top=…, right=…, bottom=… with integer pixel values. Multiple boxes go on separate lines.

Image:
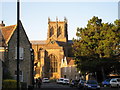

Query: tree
left=72, top=16, right=120, bottom=80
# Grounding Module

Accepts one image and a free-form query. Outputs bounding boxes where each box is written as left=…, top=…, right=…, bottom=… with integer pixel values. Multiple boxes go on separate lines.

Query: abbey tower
left=31, top=17, right=73, bottom=79
left=47, top=17, right=68, bottom=42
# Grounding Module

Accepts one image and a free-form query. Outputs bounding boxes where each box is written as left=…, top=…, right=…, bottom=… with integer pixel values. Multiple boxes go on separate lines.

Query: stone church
left=31, top=17, right=74, bottom=79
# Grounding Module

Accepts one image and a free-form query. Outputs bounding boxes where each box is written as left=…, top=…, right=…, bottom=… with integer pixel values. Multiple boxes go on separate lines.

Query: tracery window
left=49, top=54, right=57, bottom=73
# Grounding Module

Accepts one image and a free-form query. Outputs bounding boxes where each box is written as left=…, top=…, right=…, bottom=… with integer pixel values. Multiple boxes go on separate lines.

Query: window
left=57, top=26, right=61, bottom=37
left=15, top=47, right=24, bottom=60
left=65, top=67, right=67, bottom=72
left=50, top=27, right=54, bottom=37
left=49, top=54, right=57, bottom=73
left=14, top=70, right=23, bottom=82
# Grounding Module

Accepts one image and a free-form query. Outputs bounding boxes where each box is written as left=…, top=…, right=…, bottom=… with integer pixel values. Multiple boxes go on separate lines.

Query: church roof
left=56, top=41, right=66, bottom=46
left=30, top=40, right=46, bottom=44
left=0, top=25, right=16, bottom=43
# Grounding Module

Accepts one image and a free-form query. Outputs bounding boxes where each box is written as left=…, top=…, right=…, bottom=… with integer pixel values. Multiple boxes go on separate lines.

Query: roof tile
left=0, top=25, right=16, bottom=43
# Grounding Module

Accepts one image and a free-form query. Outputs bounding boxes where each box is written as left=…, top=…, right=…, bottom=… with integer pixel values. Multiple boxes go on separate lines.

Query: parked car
left=102, top=79, right=111, bottom=87
left=69, top=80, right=79, bottom=87
left=62, top=78, right=70, bottom=85
left=42, top=78, right=50, bottom=83
left=110, top=78, right=120, bottom=88
left=56, top=78, right=65, bottom=84
left=84, top=80, right=100, bottom=90
left=77, top=80, right=86, bottom=89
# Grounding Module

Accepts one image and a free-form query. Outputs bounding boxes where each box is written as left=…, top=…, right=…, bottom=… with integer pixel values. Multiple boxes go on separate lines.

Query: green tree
left=73, top=16, right=120, bottom=80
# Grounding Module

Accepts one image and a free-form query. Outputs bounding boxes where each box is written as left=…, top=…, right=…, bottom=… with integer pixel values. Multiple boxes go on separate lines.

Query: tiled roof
left=0, top=30, right=5, bottom=47
left=66, top=57, right=75, bottom=66
left=0, top=25, right=16, bottom=43
left=30, top=40, right=46, bottom=45
left=68, top=60, right=75, bottom=66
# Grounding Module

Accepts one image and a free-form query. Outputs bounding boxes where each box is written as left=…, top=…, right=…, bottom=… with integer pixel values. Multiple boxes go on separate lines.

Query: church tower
left=47, top=17, right=68, bottom=42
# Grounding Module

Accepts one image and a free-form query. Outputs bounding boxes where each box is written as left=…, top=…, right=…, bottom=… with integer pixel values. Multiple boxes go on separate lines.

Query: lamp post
left=17, top=0, right=20, bottom=90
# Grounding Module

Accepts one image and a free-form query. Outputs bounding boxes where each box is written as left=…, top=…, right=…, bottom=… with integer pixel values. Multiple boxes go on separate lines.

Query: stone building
left=31, top=18, right=76, bottom=79
left=61, top=57, right=80, bottom=80
left=0, top=21, right=33, bottom=86
left=0, top=21, right=7, bottom=90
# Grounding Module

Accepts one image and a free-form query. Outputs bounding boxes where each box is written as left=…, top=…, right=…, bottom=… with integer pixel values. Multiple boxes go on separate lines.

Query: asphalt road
left=33, top=82, right=120, bottom=90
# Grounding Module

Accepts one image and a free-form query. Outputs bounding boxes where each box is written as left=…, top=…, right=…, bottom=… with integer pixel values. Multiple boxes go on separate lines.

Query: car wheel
left=110, top=85, right=113, bottom=88
left=117, top=84, right=119, bottom=88
left=108, top=84, right=110, bottom=87
left=84, top=87, right=87, bottom=90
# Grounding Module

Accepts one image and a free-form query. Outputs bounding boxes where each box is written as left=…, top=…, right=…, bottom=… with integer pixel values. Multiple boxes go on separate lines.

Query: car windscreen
left=64, top=80, right=69, bottom=82
left=81, top=80, right=85, bottom=83
left=87, top=80, right=98, bottom=84
left=60, top=79, right=64, bottom=81
left=44, top=78, right=49, bottom=80
left=105, top=79, right=111, bottom=82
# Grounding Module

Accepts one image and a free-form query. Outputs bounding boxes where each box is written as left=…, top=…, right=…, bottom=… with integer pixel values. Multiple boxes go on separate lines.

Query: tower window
left=50, top=27, right=54, bottom=37
left=57, top=26, right=61, bottom=37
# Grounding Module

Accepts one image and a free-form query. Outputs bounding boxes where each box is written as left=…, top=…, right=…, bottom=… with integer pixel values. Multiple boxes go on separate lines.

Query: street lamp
left=17, top=0, right=20, bottom=90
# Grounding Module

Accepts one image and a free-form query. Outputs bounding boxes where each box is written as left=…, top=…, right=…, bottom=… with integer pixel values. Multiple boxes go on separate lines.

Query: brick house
left=0, top=21, right=34, bottom=86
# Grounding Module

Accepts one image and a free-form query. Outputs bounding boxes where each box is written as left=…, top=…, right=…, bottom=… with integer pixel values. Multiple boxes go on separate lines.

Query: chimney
left=0, top=21, right=5, bottom=27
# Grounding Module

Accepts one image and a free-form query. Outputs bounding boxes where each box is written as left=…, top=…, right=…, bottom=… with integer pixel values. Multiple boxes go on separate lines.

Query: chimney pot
left=0, top=21, right=5, bottom=27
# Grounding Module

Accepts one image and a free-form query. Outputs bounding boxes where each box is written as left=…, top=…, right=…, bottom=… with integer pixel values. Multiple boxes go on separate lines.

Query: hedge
left=2, top=79, right=17, bottom=89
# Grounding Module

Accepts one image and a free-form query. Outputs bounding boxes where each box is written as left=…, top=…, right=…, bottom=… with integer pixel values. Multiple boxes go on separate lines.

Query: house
left=0, top=21, right=34, bottom=87
left=61, top=57, right=80, bottom=80
left=0, top=22, right=6, bottom=90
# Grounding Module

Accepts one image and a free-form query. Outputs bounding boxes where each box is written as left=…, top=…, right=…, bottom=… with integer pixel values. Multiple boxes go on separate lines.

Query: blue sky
left=1, top=1, right=119, bottom=40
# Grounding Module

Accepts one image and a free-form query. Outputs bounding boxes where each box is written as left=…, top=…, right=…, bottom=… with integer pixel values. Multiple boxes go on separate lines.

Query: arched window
left=49, top=54, right=57, bottom=73
left=57, top=26, right=61, bottom=37
left=50, top=27, right=54, bottom=37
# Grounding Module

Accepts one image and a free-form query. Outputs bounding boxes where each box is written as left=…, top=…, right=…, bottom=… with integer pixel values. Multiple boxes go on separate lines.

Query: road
left=33, top=82, right=120, bottom=90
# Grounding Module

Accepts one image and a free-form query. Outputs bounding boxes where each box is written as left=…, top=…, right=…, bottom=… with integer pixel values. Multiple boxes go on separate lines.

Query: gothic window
left=57, top=26, right=62, bottom=37
left=50, top=27, right=54, bottom=37
left=38, top=48, right=43, bottom=59
left=49, top=54, right=57, bottom=73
